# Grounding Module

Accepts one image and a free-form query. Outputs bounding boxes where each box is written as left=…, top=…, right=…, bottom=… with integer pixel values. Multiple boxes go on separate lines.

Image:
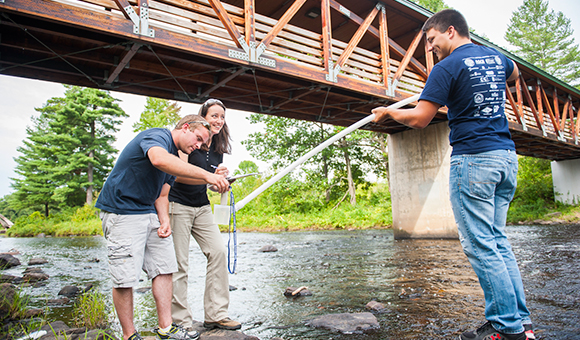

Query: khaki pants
left=170, top=202, right=230, bottom=327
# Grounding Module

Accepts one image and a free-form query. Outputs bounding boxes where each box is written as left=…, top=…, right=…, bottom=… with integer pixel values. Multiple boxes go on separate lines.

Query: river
left=1, top=224, right=579, bottom=339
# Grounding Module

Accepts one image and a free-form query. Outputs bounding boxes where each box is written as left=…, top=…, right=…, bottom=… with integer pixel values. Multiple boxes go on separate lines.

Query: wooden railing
left=59, top=0, right=426, bottom=98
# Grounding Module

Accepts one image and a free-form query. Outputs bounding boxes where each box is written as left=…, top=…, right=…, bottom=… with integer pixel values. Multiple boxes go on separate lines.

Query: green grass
left=73, top=290, right=108, bottom=329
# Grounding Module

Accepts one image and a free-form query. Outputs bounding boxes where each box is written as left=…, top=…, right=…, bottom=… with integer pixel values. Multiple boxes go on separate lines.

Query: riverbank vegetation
left=1, top=83, right=578, bottom=237
left=2, top=155, right=578, bottom=237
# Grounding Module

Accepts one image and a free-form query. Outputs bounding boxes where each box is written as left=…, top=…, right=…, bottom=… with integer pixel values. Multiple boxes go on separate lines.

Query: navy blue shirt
left=96, top=128, right=177, bottom=214
left=168, top=142, right=223, bottom=207
left=419, top=43, right=516, bottom=156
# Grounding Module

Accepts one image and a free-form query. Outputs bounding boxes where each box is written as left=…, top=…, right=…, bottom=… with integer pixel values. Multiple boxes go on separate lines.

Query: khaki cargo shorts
left=100, top=212, right=178, bottom=288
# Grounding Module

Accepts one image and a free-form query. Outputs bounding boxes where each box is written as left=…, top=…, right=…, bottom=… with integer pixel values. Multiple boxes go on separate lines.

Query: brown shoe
left=203, top=317, right=241, bottom=330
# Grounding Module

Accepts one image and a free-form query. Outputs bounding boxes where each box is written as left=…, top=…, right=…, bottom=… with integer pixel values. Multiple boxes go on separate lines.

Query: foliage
left=0, top=193, right=32, bottom=222
left=505, top=0, right=580, bottom=86
left=507, top=156, right=555, bottom=222
left=73, top=290, right=108, bottom=329
left=10, top=86, right=127, bottom=215
left=210, top=162, right=393, bottom=231
left=7, top=204, right=102, bottom=237
left=409, top=0, right=449, bottom=13
left=132, top=97, right=182, bottom=132
left=241, top=114, right=388, bottom=206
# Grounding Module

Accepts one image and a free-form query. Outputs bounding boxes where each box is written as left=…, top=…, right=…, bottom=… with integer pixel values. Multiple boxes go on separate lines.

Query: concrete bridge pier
left=551, top=158, right=580, bottom=205
left=388, top=122, right=458, bottom=239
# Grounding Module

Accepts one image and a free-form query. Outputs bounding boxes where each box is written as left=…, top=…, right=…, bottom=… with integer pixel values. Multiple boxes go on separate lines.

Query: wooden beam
left=520, top=75, right=544, bottom=132
left=515, top=76, right=524, bottom=124
left=561, top=96, right=570, bottom=134
left=321, top=0, right=333, bottom=73
left=539, top=82, right=561, bottom=136
left=506, top=83, right=525, bottom=126
left=535, top=79, right=543, bottom=123
left=424, top=44, right=433, bottom=75
left=113, top=0, right=137, bottom=21
left=391, top=29, right=423, bottom=89
left=258, top=0, right=307, bottom=49
left=573, top=100, right=579, bottom=141
left=336, top=5, right=379, bottom=69
left=207, top=0, right=245, bottom=49
left=197, top=68, right=246, bottom=99
left=105, top=42, right=142, bottom=85
left=379, top=6, right=390, bottom=90
left=271, top=86, right=322, bottom=111
left=553, top=87, right=560, bottom=126
left=244, top=0, right=255, bottom=45
left=328, top=0, right=427, bottom=79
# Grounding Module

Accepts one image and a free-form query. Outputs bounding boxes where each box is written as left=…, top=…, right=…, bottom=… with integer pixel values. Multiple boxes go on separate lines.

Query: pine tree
left=11, top=86, right=127, bottom=214
left=505, top=0, right=580, bottom=86
left=11, top=116, right=61, bottom=216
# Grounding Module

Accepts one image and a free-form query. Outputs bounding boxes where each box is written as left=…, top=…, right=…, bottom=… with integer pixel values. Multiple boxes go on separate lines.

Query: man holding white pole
left=372, top=9, right=534, bottom=340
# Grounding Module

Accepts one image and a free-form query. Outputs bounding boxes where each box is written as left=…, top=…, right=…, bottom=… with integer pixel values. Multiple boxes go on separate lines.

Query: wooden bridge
left=1, top=0, right=579, bottom=161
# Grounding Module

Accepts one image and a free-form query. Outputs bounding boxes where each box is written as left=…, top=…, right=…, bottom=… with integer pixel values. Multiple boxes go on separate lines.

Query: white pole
left=234, top=93, right=421, bottom=211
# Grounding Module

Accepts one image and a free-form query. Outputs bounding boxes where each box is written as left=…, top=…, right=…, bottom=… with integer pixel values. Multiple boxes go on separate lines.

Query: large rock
left=28, top=258, right=49, bottom=265
left=306, top=312, right=380, bottom=334
left=23, top=267, right=44, bottom=274
left=0, top=274, right=20, bottom=283
left=258, top=245, right=277, bottom=252
left=0, top=253, right=21, bottom=269
left=59, top=285, right=81, bottom=297
left=0, top=283, right=16, bottom=318
left=186, top=321, right=259, bottom=340
left=23, top=272, right=49, bottom=282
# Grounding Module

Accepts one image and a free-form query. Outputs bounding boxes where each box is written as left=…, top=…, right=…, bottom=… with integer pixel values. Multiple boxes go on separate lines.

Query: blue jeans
left=449, top=149, right=530, bottom=334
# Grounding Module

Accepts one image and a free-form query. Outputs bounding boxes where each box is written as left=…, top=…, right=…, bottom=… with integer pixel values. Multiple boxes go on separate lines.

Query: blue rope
left=227, top=188, right=237, bottom=274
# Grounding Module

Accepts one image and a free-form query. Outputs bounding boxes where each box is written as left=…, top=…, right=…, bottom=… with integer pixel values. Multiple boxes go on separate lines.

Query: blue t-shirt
left=96, top=128, right=177, bottom=214
left=419, top=43, right=516, bottom=156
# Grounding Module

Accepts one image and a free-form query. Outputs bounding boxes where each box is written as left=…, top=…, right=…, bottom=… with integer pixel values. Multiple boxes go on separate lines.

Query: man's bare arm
left=147, top=147, right=229, bottom=192
left=372, top=100, right=441, bottom=129
left=155, top=183, right=171, bottom=238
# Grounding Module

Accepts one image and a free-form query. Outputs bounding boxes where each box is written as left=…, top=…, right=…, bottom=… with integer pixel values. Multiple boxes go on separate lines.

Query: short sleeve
left=419, top=64, right=452, bottom=107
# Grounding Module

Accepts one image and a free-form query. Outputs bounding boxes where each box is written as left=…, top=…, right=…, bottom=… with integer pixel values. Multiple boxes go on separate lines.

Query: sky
left=1, top=0, right=579, bottom=198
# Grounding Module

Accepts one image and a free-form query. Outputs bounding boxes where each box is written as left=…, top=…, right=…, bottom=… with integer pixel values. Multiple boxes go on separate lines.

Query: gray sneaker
left=154, top=323, right=199, bottom=340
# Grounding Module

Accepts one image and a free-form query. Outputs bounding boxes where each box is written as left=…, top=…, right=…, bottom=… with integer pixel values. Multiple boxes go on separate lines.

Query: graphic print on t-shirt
left=464, top=55, right=506, bottom=119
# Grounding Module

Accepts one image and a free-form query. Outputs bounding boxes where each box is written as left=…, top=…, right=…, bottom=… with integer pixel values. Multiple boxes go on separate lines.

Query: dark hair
left=198, top=99, right=232, bottom=155
left=422, top=9, right=469, bottom=38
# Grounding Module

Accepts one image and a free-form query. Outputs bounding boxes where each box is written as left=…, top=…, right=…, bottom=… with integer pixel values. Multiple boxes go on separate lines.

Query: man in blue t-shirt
left=372, top=9, right=533, bottom=340
left=96, top=115, right=230, bottom=340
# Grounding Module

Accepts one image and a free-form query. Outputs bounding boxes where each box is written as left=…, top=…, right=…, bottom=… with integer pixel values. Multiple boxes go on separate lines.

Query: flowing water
left=1, top=224, right=579, bottom=339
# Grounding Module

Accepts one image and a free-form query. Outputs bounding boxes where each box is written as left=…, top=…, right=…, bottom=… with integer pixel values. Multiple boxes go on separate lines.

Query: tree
left=241, top=114, right=387, bottom=206
left=133, top=97, right=182, bottom=132
left=505, top=0, right=580, bottom=86
left=11, top=86, right=126, bottom=214
left=410, top=0, right=449, bottom=13
left=11, top=116, right=61, bottom=216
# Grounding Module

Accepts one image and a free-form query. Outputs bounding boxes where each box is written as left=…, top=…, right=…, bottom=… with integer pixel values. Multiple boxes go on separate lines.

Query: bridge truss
left=1, top=0, right=579, bottom=160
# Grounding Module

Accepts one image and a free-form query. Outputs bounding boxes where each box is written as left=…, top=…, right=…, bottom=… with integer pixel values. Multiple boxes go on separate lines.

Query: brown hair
left=422, top=9, right=469, bottom=38
left=198, top=99, right=232, bottom=155
left=175, top=114, right=212, bottom=136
